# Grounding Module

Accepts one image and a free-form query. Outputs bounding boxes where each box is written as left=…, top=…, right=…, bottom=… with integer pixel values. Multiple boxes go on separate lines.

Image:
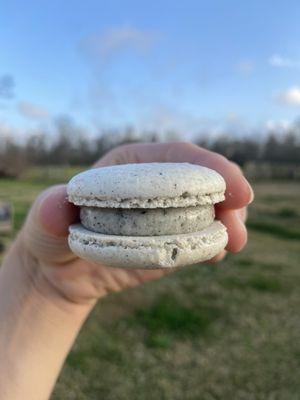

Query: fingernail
left=238, top=211, right=248, bottom=248
left=236, top=208, right=245, bottom=222
left=243, top=177, right=254, bottom=204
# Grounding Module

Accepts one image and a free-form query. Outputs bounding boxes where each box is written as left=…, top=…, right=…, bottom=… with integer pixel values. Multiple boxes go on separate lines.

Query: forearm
left=0, top=239, right=92, bottom=400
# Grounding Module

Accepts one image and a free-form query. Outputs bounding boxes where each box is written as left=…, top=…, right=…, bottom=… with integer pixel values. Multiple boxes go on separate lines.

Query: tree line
left=1, top=116, right=300, bottom=178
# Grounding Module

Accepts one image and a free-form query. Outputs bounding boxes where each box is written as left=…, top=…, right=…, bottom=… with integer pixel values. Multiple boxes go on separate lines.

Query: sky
left=1, top=0, right=300, bottom=139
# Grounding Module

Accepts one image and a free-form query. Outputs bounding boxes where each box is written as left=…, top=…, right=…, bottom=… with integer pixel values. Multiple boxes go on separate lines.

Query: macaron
left=67, top=163, right=228, bottom=269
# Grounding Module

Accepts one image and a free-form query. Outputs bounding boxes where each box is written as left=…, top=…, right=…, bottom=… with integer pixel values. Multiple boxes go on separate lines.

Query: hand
left=0, top=142, right=253, bottom=399
left=16, top=142, right=253, bottom=307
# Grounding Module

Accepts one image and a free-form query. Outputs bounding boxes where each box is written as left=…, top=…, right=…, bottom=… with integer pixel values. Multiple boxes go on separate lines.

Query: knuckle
left=35, top=184, right=65, bottom=205
left=165, top=141, right=198, bottom=160
left=100, top=143, right=140, bottom=165
left=212, top=152, right=229, bottom=165
left=230, top=161, right=243, bottom=175
left=172, top=141, right=197, bottom=151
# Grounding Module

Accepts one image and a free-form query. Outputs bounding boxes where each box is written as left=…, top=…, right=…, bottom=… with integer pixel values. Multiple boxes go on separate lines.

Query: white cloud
left=277, top=86, right=300, bottom=106
left=236, top=61, right=254, bottom=75
left=81, top=26, right=159, bottom=63
left=0, top=121, right=27, bottom=143
left=138, top=105, right=204, bottom=138
left=0, top=74, right=15, bottom=99
left=0, top=121, right=15, bottom=137
left=269, top=54, right=300, bottom=68
left=226, top=112, right=243, bottom=124
left=18, top=101, right=50, bottom=119
left=137, top=106, right=244, bottom=141
left=265, top=119, right=293, bottom=133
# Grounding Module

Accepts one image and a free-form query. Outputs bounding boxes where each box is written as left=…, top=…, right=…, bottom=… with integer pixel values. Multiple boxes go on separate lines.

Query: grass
left=247, top=220, right=300, bottom=240
left=0, top=166, right=84, bottom=259
left=221, top=273, right=283, bottom=292
left=277, top=207, right=298, bottom=218
left=1, top=172, right=300, bottom=399
left=133, top=293, right=221, bottom=348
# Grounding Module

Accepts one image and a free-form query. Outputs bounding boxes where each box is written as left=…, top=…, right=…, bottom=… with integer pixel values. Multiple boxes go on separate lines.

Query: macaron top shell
left=67, top=163, right=226, bottom=208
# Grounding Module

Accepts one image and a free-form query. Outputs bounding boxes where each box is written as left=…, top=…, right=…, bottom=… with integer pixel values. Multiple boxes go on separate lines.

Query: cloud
left=18, top=101, right=50, bottom=119
left=0, top=74, right=15, bottom=99
left=0, top=121, right=15, bottom=137
left=138, top=105, right=197, bottom=136
left=269, top=54, right=300, bottom=68
left=137, top=105, right=232, bottom=141
left=0, top=121, right=26, bottom=143
left=265, top=119, right=293, bottom=134
left=236, top=61, right=254, bottom=75
left=81, top=25, right=159, bottom=63
left=277, top=86, right=300, bottom=106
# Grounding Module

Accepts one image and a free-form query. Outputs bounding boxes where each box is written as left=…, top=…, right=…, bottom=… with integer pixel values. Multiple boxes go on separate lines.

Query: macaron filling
left=80, top=205, right=215, bottom=236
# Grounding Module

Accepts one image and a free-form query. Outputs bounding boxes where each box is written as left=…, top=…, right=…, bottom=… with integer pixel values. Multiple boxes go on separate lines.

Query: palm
left=40, top=256, right=167, bottom=304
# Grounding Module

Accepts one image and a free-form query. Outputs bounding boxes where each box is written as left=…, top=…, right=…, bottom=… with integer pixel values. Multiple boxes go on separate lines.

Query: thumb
left=21, top=185, right=79, bottom=264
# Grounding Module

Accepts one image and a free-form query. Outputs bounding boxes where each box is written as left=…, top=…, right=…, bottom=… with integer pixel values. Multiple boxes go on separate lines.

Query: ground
left=1, top=168, right=300, bottom=400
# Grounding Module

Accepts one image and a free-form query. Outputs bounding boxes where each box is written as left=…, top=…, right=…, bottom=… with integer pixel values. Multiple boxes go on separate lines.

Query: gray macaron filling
left=80, top=205, right=215, bottom=236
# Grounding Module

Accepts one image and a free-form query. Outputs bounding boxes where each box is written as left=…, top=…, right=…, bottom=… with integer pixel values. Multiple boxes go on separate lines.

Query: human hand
left=0, top=142, right=253, bottom=399
left=15, top=142, right=253, bottom=308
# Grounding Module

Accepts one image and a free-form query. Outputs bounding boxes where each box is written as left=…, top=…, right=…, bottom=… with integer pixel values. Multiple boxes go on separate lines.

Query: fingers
left=95, top=142, right=171, bottom=166
left=216, top=207, right=248, bottom=252
left=96, top=142, right=253, bottom=210
left=206, top=205, right=247, bottom=263
left=21, top=185, right=79, bottom=264
left=236, top=206, right=248, bottom=223
left=207, top=249, right=227, bottom=263
left=165, top=142, right=253, bottom=210
left=38, top=185, right=79, bottom=237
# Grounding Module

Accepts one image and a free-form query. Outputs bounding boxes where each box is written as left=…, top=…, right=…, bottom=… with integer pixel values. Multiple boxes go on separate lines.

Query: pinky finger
left=216, top=208, right=248, bottom=253
left=207, top=249, right=227, bottom=264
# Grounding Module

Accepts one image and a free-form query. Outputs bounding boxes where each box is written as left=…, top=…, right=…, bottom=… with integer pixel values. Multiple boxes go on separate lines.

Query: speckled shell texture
left=67, top=163, right=226, bottom=208
left=80, top=205, right=215, bottom=236
left=68, top=221, right=228, bottom=269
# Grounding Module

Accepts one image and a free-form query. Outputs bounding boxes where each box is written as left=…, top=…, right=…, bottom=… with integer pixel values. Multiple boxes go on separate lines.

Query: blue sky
left=1, top=0, right=300, bottom=138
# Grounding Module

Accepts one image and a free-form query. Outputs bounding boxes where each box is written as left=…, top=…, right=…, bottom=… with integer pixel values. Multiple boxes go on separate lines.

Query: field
left=1, top=169, right=300, bottom=400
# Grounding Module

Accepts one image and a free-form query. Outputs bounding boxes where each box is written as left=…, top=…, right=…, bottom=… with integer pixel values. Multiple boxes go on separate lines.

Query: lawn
left=1, top=171, right=300, bottom=400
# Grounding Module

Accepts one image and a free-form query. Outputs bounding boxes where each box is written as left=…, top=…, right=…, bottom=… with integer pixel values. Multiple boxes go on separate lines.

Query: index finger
left=96, top=141, right=253, bottom=210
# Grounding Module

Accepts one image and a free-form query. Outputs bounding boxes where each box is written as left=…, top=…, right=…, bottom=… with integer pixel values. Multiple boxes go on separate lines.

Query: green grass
left=277, top=207, right=298, bottom=218
left=0, top=166, right=84, bottom=258
left=133, top=294, right=221, bottom=347
left=1, top=173, right=300, bottom=399
left=221, top=273, right=283, bottom=292
left=247, top=220, right=300, bottom=240
left=20, top=165, right=85, bottom=185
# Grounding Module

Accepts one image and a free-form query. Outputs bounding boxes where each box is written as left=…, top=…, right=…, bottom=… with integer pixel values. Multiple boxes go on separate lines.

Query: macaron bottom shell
left=68, top=221, right=228, bottom=269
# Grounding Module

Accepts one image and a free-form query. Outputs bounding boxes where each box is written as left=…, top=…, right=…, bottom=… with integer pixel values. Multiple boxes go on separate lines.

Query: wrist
left=0, top=237, right=93, bottom=399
